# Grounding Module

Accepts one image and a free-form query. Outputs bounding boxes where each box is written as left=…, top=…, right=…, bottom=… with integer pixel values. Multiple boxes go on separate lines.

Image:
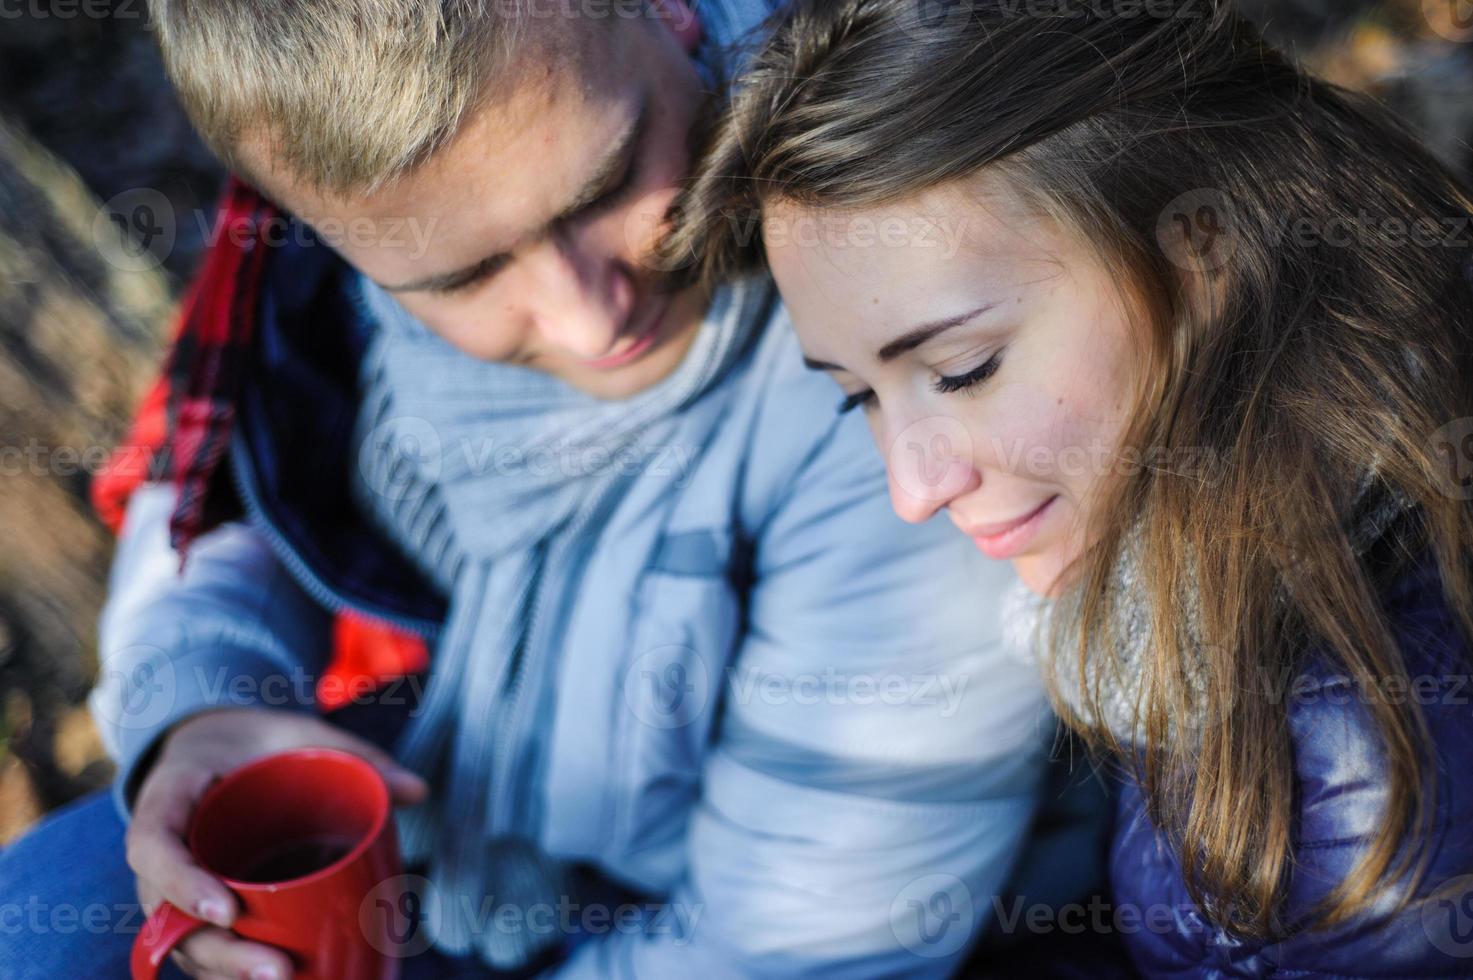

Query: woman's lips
left=961, top=495, right=1059, bottom=560
left=582, top=298, right=668, bottom=370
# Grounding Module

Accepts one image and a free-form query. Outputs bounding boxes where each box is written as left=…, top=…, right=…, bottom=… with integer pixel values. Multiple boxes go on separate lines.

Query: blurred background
left=0, top=0, right=1470, bottom=842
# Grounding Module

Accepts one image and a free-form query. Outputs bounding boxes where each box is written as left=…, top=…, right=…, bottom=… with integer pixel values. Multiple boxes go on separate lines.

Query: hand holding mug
left=126, top=707, right=428, bottom=979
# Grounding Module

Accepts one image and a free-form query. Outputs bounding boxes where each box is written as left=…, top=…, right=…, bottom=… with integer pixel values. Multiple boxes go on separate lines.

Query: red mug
left=131, top=747, right=406, bottom=980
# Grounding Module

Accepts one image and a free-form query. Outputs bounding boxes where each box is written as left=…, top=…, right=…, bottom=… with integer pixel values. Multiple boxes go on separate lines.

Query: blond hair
left=150, top=0, right=584, bottom=195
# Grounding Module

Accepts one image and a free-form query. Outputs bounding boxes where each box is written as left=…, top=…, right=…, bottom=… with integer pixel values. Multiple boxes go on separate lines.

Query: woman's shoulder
left=1110, top=551, right=1473, bottom=975
left=1286, top=550, right=1472, bottom=844
left=1274, top=549, right=1473, bottom=968
left=1292, top=548, right=1468, bottom=690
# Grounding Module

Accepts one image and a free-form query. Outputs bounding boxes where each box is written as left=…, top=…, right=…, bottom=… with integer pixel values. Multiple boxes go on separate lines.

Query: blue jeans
left=0, top=696, right=534, bottom=979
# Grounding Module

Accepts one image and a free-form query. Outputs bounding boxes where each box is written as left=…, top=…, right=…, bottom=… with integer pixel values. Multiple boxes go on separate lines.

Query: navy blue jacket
left=1110, top=547, right=1473, bottom=977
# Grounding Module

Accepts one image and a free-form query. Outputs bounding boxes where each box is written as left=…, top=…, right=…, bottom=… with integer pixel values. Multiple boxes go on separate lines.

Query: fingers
left=381, top=764, right=431, bottom=805
left=172, top=707, right=430, bottom=808
left=174, top=925, right=296, bottom=980
left=133, top=829, right=295, bottom=980
left=307, top=723, right=429, bottom=805
left=128, top=763, right=236, bottom=928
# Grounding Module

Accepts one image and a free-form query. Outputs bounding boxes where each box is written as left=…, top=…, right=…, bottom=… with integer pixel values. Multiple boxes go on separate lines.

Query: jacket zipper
left=229, top=436, right=441, bottom=641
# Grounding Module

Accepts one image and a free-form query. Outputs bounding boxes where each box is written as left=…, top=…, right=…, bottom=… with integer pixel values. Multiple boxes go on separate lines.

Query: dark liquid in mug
left=237, top=834, right=358, bottom=883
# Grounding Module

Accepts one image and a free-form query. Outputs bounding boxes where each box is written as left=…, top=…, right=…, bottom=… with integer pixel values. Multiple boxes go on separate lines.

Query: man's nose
left=526, top=234, right=637, bottom=360
left=881, top=414, right=982, bottom=524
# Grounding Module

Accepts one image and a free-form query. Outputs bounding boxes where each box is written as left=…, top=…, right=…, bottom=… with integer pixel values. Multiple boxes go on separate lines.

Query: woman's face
left=765, top=180, right=1139, bottom=595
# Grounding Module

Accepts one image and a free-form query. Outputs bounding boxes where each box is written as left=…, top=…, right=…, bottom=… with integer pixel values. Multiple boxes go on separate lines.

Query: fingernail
left=250, top=966, right=281, bottom=980
left=394, top=771, right=426, bottom=790
left=195, top=897, right=229, bottom=926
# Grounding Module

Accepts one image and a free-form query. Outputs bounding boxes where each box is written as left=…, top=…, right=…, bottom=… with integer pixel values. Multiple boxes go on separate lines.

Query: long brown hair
left=669, top=0, right=1473, bottom=936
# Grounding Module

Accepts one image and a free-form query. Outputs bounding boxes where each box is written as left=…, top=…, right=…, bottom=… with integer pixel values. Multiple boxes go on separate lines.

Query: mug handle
left=132, top=900, right=209, bottom=979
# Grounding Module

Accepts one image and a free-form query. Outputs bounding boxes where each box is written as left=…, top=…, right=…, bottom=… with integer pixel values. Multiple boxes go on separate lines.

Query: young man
left=0, top=1, right=1084, bottom=976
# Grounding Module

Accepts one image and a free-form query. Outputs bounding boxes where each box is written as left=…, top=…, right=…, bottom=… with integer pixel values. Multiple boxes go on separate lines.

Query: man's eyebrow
left=553, top=98, right=648, bottom=223
left=378, top=97, right=648, bottom=295
left=382, top=252, right=512, bottom=294
left=800, top=302, right=999, bottom=372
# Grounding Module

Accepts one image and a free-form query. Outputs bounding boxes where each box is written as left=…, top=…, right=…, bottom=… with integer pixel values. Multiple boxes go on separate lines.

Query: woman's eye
left=837, top=390, right=876, bottom=415
left=933, top=350, right=1003, bottom=395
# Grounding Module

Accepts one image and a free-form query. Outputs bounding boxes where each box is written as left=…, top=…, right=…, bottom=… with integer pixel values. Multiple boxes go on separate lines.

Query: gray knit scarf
left=1001, top=472, right=1415, bottom=746
left=350, top=275, right=773, bottom=967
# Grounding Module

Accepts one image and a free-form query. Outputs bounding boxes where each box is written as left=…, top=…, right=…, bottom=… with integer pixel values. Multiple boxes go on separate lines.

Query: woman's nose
left=882, top=414, right=981, bottom=523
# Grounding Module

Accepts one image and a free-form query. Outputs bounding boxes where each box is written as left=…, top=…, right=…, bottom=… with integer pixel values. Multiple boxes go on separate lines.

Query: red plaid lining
left=93, top=177, right=276, bottom=556
left=91, top=178, right=428, bottom=703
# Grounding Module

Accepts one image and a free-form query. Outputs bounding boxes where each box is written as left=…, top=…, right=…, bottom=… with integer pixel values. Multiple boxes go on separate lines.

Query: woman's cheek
left=981, top=381, right=1077, bottom=484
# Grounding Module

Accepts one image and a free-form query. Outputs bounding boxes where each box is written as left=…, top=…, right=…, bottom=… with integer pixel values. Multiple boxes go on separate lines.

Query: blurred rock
left=0, top=2, right=217, bottom=838
left=1242, top=0, right=1473, bottom=178
left=0, top=1, right=223, bottom=282
left=0, top=113, right=175, bottom=831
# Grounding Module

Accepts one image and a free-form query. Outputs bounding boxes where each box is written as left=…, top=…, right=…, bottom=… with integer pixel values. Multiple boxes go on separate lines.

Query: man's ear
left=650, top=0, right=702, bottom=53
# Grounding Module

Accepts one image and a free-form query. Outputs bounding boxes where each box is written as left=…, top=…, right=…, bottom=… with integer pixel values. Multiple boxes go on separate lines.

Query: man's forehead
left=280, top=38, right=632, bottom=200
left=246, top=23, right=645, bottom=287
left=239, top=15, right=632, bottom=204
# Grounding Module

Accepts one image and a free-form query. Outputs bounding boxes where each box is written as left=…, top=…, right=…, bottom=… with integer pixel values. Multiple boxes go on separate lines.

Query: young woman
left=670, top=0, right=1473, bottom=973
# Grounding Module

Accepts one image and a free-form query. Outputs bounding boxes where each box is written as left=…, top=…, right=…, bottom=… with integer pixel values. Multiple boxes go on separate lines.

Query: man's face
left=242, top=11, right=710, bottom=400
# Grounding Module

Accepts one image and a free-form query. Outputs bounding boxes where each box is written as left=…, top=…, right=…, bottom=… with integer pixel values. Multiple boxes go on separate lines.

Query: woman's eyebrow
left=875, top=302, right=998, bottom=362
left=800, top=301, right=1000, bottom=372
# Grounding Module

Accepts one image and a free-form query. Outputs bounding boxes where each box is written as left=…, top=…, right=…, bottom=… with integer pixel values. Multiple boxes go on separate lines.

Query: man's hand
left=126, top=706, right=429, bottom=980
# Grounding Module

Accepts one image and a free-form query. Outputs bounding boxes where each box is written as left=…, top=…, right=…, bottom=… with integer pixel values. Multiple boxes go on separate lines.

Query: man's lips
left=582, top=297, right=669, bottom=370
